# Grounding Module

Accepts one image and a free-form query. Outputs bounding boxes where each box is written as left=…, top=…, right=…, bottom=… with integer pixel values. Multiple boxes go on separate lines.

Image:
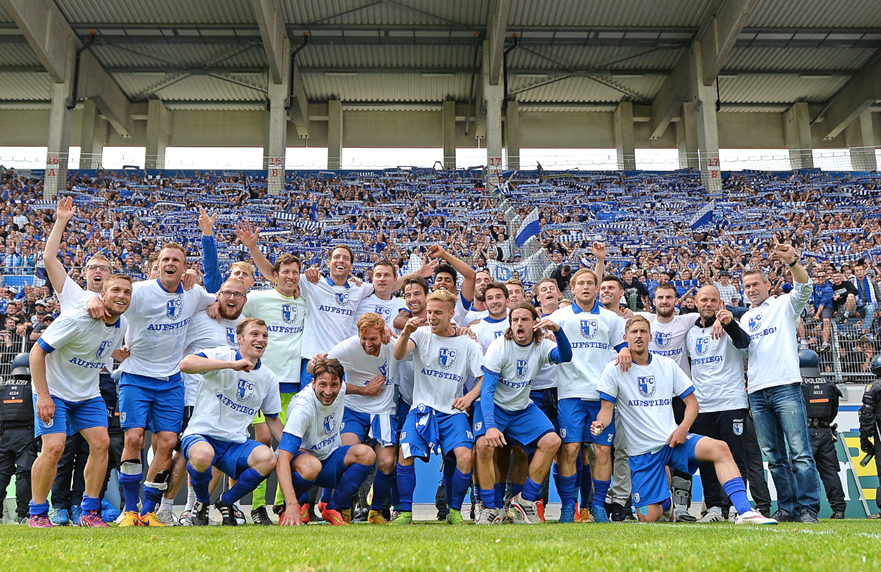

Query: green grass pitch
left=4, top=521, right=880, bottom=572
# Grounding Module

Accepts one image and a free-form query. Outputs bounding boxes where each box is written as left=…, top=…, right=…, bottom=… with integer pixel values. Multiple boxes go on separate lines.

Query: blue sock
left=187, top=463, right=212, bottom=503
left=81, top=495, right=100, bottom=513
left=581, top=463, right=593, bottom=506
left=480, top=488, right=497, bottom=510
left=558, top=474, right=577, bottom=507
left=119, top=460, right=142, bottom=513
left=450, top=468, right=472, bottom=511
left=29, top=500, right=49, bottom=517
left=552, top=462, right=563, bottom=502
left=370, top=470, right=395, bottom=511
left=511, top=483, right=524, bottom=499
left=396, top=463, right=416, bottom=512
left=494, top=483, right=505, bottom=508
left=329, top=463, right=372, bottom=511
left=593, top=479, right=611, bottom=509
left=141, top=484, right=163, bottom=515
left=221, top=468, right=266, bottom=506
left=722, top=477, right=753, bottom=516
left=443, top=460, right=456, bottom=509
left=320, top=487, right=333, bottom=503
left=291, top=472, right=313, bottom=500
left=522, top=477, right=542, bottom=502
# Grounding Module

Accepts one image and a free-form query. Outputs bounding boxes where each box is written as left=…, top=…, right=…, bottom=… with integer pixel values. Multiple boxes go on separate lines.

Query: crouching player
left=392, top=289, right=484, bottom=525
left=475, top=303, right=570, bottom=524
left=276, top=358, right=376, bottom=526
left=28, top=274, right=132, bottom=527
left=591, top=316, right=776, bottom=525
left=179, top=318, right=282, bottom=526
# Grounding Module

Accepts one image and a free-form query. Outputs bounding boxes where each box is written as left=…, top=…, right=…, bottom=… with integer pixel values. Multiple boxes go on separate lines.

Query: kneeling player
left=592, top=316, right=776, bottom=525
left=392, top=289, right=484, bottom=525
left=475, top=303, right=570, bottom=524
left=276, top=358, right=376, bottom=526
left=179, top=318, right=283, bottom=526
left=28, top=274, right=132, bottom=527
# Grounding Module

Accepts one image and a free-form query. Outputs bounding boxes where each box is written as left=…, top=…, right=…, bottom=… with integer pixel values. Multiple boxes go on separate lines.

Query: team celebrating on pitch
left=28, top=196, right=815, bottom=527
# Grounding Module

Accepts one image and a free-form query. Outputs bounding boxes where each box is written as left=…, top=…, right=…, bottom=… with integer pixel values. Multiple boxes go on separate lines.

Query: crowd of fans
left=1, top=165, right=879, bottom=381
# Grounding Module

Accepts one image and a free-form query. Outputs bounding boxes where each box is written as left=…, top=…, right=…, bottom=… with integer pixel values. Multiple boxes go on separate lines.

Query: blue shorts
left=395, top=398, right=410, bottom=435
left=118, top=372, right=184, bottom=434
left=529, top=388, right=558, bottom=430
left=399, top=409, right=473, bottom=461
left=557, top=398, right=615, bottom=446
left=341, top=409, right=398, bottom=447
left=182, top=434, right=262, bottom=480
left=473, top=400, right=555, bottom=454
left=293, top=445, right=352, bottom=489
left=629, top=434, right=704, bottom=509
left=300, top=358, right=313, bottom=388
left=34, top=395, right=107, bottom=437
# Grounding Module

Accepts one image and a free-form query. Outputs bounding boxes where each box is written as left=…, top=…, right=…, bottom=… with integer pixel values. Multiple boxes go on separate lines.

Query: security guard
left=859, top=354, right=881, bottom=518
left=799, top=349, right=846, bottom=519
left=0, top=353, right=40, bottom=523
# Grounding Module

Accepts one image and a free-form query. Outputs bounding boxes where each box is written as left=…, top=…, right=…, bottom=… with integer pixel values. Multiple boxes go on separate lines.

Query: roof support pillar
left=265, top=37, right=290, bottom=195
left=145, top=99, right=172, bottom=170
left=443, top=100, right=456, bottom=170
left=846, top=110, right=878, bottom=171
left=79, top=98, right=107, bottom=170
left=45, top=75, right=73, bottom=199
left=328, top=98, right=343, bottom=170
left=615, top=101, right=636, bottom=171
left=505, top=100, right=520, bottom=171
left=691, top=42, right=721, bottom=192
left=677, top=102, right=700, bottom=170
left=784, top=102, right=814, bottom=170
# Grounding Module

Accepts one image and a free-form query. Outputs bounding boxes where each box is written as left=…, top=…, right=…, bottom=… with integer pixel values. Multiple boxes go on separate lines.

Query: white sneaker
left=475, top=508, right=500, bottom=525
left=728, top=506, right=738, bottom=521
left=178, top=510, right=193, bottom=526
left=156, top=507, right=178, bottom=526
left=511, top=493, right=542, bottom=525
left=735, top=510, right=777, bottom=525
left=698, top=510, right=725, bottom=523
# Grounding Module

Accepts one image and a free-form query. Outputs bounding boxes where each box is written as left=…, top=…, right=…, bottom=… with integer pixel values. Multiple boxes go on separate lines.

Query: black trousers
left=100, top=427, right=125, bottom=505
left=0, top=425, right=40, bottom=519
left=671, top=397, right=692, bottom=484
left=691, top=409, right=749, bottom=510
left=50, top=432, right=89, bottom=510
left=809, top=427, right=847, bottom=512
left=743, top=413, right=772, bottom=514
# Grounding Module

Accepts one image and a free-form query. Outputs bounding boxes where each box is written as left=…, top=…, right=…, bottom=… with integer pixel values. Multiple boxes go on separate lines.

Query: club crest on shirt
left=638, top=376, right=656, bottom=398
left=374, top=305, right=391, bottom=321
left=323, top=413, right=336, bottom=435
left=236, top=378, right=255, bottom=402
left=336, top=292, right=349, bottom=306
left=516, top=359, right=528, bottom=378
left=378, top=361, right=389, bottom=378
left=748, top=313, right=763, bottom=332
left=95, top=339, right=113, bottom=360
left=226, top=327, right=237, bottom=348
left=166, top=298, right=183, bottom=320
left=694, top=337, right=710, bottom=356
left=733, top=421, right=744, bottom=436
left=654, top=331, right=672, bottom=348
left=282, top=304, right=298, bottom=324
left=494, top=331, right=503, bottom=338
left=580, top=319, right=598, bottom=340
left=438, top=348, right=457, bottom=370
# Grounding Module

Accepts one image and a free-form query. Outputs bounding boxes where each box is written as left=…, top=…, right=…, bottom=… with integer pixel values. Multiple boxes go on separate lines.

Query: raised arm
left=199, top=206, right=222, bottom=293
left=234, top=220, right=275, bottom=283
left=43, top=197, right=76, bottom=292
left=427, top=244, right=476, bottom=303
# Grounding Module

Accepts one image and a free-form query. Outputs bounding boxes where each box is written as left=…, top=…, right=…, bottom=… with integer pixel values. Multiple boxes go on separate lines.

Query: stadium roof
left=0, top=0, right=879, bottom=114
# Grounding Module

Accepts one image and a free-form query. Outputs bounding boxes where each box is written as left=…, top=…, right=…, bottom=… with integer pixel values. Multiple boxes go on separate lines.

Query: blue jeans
left=858, top=303, right=877, bottom=332
left=748, top=383, right=821, bottom=516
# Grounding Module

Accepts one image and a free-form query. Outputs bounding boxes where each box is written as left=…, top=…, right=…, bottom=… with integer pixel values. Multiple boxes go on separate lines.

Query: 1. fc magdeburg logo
left=236, top=378, right=255, bottom=402
left=654, top=331, right=672, bottom=348
left=336, top=292, right=349, bottom=306
left=323, top=413, right=336, bottom=435
left=226, top=327, right=237, bottom=348
left=95, top=340, right=113, bottom=360
left=166, top=298, right=183, bottom=320
left=638, top=376, right=656, bottom=398
left=748, top=313, right=763, bottom=332
left=580, top=319, right=598, bottom=340
left=694, top=337, right=710, bottom=356
left=516, top=359, right=528, bottom=378
left=281, top=304, right=298, bottom=324
left=438, top=348, right=457, bottom=370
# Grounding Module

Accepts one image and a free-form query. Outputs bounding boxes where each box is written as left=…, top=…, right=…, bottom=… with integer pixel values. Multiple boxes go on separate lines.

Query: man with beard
left=355, top=260, right=411, bottom=328
left=465, top=269, right=492, bottom=323
left=472, top=283, right=510, bottom=352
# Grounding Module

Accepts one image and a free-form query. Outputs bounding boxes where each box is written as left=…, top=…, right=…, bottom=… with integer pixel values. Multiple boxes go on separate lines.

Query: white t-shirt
left=596, top=354, right=695, bottom=456
left=119, top=280, right=216, bottom=380
left=465, top=307, right=490, bottom=324
left=328, top=335, right=396, bottom=415
left=638, top=312, right=694, bottom=377
left=283, top=383, right=347, bottom=461
left=355, top=294, right=407, bottom=330
left=550, top=302, right=626, bottom=400
left=57, top=274, right=99, bottom=313
left=183, top=346, right=282, bottom=443
left=453, top=292, right=472, bottom=327
left=408, top=327, right=484, bottom=415
left=483, top=336, right=557, bottom=411
left=37, top=307, right=127, bottom=403
left=181, top=311, right=243, bottom=407
left=532, top=311, right=559, bottom=391
left=743, top=279, right=813, bottom=393
left=686, top=320, right=749, bottom=412
left=299, top=275, right=374, bottom=358
left=471, top=315, right=509, bottom=352
left=242, top=289, right=305, bottom=387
